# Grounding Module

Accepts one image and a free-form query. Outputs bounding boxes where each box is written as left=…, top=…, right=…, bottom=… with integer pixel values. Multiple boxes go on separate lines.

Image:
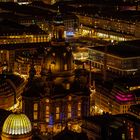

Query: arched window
left=77, top=102, right=81, bottom=117
left=64, top=64, right=67, bottom=70
left=33, top=103, right=38, bottom=120
left=56, top=107, right=60, bottom=120
left=46, top=99, right=50, bottom=122
left=68, top=104, right=71, bottom=119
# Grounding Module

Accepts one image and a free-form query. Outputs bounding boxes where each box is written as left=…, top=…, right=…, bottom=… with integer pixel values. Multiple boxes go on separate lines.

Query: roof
left=129, top=104, right=140, bottom=112
left=0, top=74, right=24, bottom=94
left=132, top=89, right=140, bottom=98
left=0, top=109, right=11, bottom=133
left=53, top=127, right=89, bottom=140
left=90, top=40, right=140, bottom=58
left=0, top=19, right=47, bottom=35
left=0, top=42, right=49, bottom=50
left=115, top=113, right=140, bottom=124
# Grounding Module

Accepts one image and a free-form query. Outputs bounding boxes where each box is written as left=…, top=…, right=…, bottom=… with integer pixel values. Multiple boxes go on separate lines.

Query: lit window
left=46, top=117, right=49, bottom=122
left=56, top=107, right=60, bottom=113
left=66, top=83, right=70, bottom=89
left=78, top=102, right=81, bottom=117
left=130, top=128, right=133, bottom=139
left=64, top=64, right=67, bottom=70
left=68, top=96, right=72, bottom=101
left=56, top=107, right=60, bottom=120
left=46, top=99, right=49, bottom=103
left=46, top=104, right=50, bottom=123
left=68, top=104, right=71, bottom=119
left=56, top=114, right=59, bottom=120
left=52, top=53, right=55, bottom=56
left=34, top=112, right=38, bottom=120
left=122, top=133, right=125, bottom=140
left=34, top=123, right=37, bottom=127
left=68, top=113, right=71, bottom=118
left=46, top=106, right=49, bottom=111
left=34, top=103, right=38, bottom=111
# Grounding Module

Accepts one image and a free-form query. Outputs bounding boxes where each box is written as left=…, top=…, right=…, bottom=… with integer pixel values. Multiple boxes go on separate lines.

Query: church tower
left=52, top=7, right=65, bottom=41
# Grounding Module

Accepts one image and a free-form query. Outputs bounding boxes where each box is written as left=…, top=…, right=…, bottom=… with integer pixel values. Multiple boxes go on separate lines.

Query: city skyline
left=0, top=0, right=139, bottom=140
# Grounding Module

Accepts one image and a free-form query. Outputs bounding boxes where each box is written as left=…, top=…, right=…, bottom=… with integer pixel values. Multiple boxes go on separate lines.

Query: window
left=46, top=99, right=49, bottom=103
left=130, top=128, right=133, bottom=139
left=78, top=102, right=81, bottom=117
left=34, top=103, right=38, bottom=111
left=46, top=99, right=50, bottom=123
left=34, top=103, right=38, bottom=120
left=34, top=112, right=38, bottom=120
left=68, top=96, right=72, bottom=101
left=56, top=107, right=60, bottom=120
left=64, top=64, right=67, bottom=70
left=122, top=133, right=125, bottom=140
left=66, top=83, right=70, bottom=89
left=68, top=104, right=71, bottom=119
left=52, top=53, right=55, bottom=56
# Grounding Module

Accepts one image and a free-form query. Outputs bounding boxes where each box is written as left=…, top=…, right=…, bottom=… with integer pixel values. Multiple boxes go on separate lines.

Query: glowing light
left=66, top=31, right=74, bottom=37
left=2, top=113, right=32, bottom=135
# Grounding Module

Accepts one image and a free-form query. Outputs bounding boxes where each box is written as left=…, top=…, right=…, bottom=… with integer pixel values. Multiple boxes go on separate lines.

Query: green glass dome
left=2, top=113, right=32, bottom=135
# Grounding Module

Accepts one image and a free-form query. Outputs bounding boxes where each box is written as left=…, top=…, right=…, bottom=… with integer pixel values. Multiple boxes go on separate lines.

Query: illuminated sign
left=66, top=31, right=74, bottom=37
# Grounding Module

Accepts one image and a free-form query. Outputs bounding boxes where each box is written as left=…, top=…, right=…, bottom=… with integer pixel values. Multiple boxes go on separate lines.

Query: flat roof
left=90, top=40, right=140, bottom=58
left=0, top=42, right=49, bottom=50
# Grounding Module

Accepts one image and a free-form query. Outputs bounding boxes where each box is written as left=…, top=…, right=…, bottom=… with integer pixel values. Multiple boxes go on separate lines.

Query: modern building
left=88, top=40, right=140, bottom=76
left=82, top=113, right=140, bottom=140
left=128, top=104, right=140, bottom=119
left=75, top=5, right=140, bottom=40
left=94, top=81, right=135, bottom=115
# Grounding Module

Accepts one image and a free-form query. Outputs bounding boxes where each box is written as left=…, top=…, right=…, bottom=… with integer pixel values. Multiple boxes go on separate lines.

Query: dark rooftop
left=0, top=42, right=49, bottom=50
left=53, top=127, right=89, bottom=140
left=0, top=109, right=11, bottom=132
left=90, top=40, right=140, bottom=58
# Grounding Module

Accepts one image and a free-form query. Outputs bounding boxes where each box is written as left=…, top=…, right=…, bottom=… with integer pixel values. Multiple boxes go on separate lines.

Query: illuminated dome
left=2, top=113, right=32, bottom=135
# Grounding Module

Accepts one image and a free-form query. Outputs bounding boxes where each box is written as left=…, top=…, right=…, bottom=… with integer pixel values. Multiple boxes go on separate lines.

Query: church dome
left=2, top=113, right=32, bottom=135
left=0, top=74, right=25, bottom=109
left=44, top=44, right=74, bottom=75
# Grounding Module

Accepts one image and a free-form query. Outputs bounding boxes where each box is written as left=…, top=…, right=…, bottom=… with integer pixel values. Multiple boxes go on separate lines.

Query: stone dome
left=2, top=113, right=32, bottom=135
left=44, top=44, right=74, bottom=75
left=0, top=74, right=25, bottom=109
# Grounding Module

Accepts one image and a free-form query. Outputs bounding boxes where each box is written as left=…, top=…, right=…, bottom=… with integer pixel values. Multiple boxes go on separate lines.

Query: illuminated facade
left=88, top=40, right=140, bottom=76
left=94, top=83, right=135, bottom=115
left=76, top=12, right=140, bottom=41
left=1, top=113, right=32, bottom=140
left=0, top=34, right=49, bottom=45
left=22, top=11, right=90, bottom=133
left=82, top=114, right=140, bottom=140
left=93, top=72, right=140, bottom=115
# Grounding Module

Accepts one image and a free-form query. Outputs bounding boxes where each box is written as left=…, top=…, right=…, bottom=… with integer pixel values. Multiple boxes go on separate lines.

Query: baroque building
left=22, top=10, right=90, bottom=133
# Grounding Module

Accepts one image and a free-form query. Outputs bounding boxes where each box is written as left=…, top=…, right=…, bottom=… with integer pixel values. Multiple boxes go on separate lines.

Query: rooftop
left=90, top=40, right=140, bottom=58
